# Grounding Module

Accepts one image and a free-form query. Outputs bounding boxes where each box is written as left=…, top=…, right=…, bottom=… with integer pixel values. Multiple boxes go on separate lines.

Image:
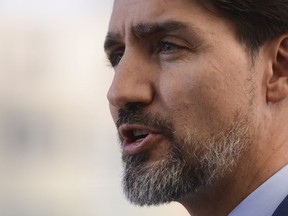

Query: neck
left=178, top=137, right=288, bottom=216
left=178, top=157, right=252, bottom=215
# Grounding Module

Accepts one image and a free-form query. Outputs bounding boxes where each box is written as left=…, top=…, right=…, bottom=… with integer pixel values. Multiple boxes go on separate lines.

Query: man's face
left=105, top=0, right=256, bottom=206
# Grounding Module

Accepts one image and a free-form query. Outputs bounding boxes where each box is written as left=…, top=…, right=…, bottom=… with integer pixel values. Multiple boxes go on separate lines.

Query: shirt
left=229, top=165, right=288, bottom=216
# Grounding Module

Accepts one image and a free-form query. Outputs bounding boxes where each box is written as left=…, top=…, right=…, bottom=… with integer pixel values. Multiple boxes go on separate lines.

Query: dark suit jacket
left=273, top=195, right=288, bottom=216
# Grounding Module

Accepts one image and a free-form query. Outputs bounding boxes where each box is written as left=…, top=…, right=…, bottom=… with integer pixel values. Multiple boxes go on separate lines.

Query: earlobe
left=267, top=36, right=288, bottom=103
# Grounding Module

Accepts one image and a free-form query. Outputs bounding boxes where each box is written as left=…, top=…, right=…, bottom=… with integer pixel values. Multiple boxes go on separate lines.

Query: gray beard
left=121, top=113, right=251, bottom=206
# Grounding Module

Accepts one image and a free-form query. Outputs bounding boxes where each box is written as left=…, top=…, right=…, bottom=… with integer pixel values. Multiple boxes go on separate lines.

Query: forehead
left=108, top=0, right=225, bottom=36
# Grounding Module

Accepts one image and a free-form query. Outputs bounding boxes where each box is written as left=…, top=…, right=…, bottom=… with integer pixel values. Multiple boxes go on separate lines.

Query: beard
left=117, top=107, right=251, bottom=206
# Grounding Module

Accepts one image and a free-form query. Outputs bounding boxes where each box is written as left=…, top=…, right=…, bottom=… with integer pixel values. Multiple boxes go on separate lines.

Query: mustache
left=116, top=107, right=175, bottom=141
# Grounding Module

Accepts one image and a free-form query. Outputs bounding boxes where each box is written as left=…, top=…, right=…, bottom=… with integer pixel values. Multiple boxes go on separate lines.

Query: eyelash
left=108, top=49, right=125, bottom=67
left=155, top=41, right=184, bottom=54
left=108, top=41, right=185, bottom=67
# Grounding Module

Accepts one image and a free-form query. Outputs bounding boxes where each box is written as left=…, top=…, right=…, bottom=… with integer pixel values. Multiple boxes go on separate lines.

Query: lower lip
left=122, top=133, right=162, bottom=156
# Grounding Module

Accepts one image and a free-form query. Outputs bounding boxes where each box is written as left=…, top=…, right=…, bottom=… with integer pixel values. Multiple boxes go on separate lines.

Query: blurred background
left=0, top=0, right=189, bottom=215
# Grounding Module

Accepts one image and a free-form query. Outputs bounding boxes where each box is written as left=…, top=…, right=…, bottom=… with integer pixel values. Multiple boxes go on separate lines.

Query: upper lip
left=119, top=124, right=160, bottom=142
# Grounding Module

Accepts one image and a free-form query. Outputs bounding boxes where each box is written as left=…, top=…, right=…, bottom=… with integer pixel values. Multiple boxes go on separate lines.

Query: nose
left=107, top=52, right=155, bottom=109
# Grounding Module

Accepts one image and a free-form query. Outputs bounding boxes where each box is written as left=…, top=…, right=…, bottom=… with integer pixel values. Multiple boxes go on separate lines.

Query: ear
left=267, top=36, right=288, bottom=103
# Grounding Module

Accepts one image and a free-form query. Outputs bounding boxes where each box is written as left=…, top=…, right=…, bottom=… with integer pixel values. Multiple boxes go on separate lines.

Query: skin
left=105, top=0, right=288, bottom=215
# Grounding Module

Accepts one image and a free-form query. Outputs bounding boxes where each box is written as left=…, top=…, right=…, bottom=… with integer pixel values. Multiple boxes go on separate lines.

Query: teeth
left=133, top=130, right=149, bottom=137
left=132, top=130, right=149, bottom=139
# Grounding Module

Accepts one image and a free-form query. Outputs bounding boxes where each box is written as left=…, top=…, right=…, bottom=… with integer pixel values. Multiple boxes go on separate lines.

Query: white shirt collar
left=229, top=165, right=288, bottom=216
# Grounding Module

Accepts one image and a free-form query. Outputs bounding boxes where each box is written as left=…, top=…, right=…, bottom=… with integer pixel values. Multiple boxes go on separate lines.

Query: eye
left=155, top=41, right=184, bottom=54
left=107, top=48, right=125, bottom=67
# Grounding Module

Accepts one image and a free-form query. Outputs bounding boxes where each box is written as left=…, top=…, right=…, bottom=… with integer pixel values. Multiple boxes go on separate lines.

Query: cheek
left=157, top=70, right=244, bottom=137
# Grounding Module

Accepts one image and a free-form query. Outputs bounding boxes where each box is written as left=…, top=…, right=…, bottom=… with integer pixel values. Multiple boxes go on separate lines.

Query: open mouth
left=119, top=124, right=157, bottom=145
left=119, top=124, right=161, bottom=155
left=122, top=128, right=150, bottom=143
left=131, top=129, right=149, bottom=141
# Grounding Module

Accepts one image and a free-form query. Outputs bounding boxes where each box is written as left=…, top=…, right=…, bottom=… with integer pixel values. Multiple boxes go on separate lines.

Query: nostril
left=125, top=103, right=146, bottom=111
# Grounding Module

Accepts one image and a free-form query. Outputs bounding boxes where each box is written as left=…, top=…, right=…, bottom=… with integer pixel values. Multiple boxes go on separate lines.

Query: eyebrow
left=104, top=21, right=189, bottom=52
left=133, top=21, right=187, bottom=39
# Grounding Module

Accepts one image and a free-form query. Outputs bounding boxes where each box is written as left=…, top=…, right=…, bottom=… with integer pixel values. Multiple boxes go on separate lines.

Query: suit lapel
left=272, top=195, right=288, bottom=216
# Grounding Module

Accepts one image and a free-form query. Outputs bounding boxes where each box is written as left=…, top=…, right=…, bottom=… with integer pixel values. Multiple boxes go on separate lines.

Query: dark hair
left=200, top=0, right=288, bottom=55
